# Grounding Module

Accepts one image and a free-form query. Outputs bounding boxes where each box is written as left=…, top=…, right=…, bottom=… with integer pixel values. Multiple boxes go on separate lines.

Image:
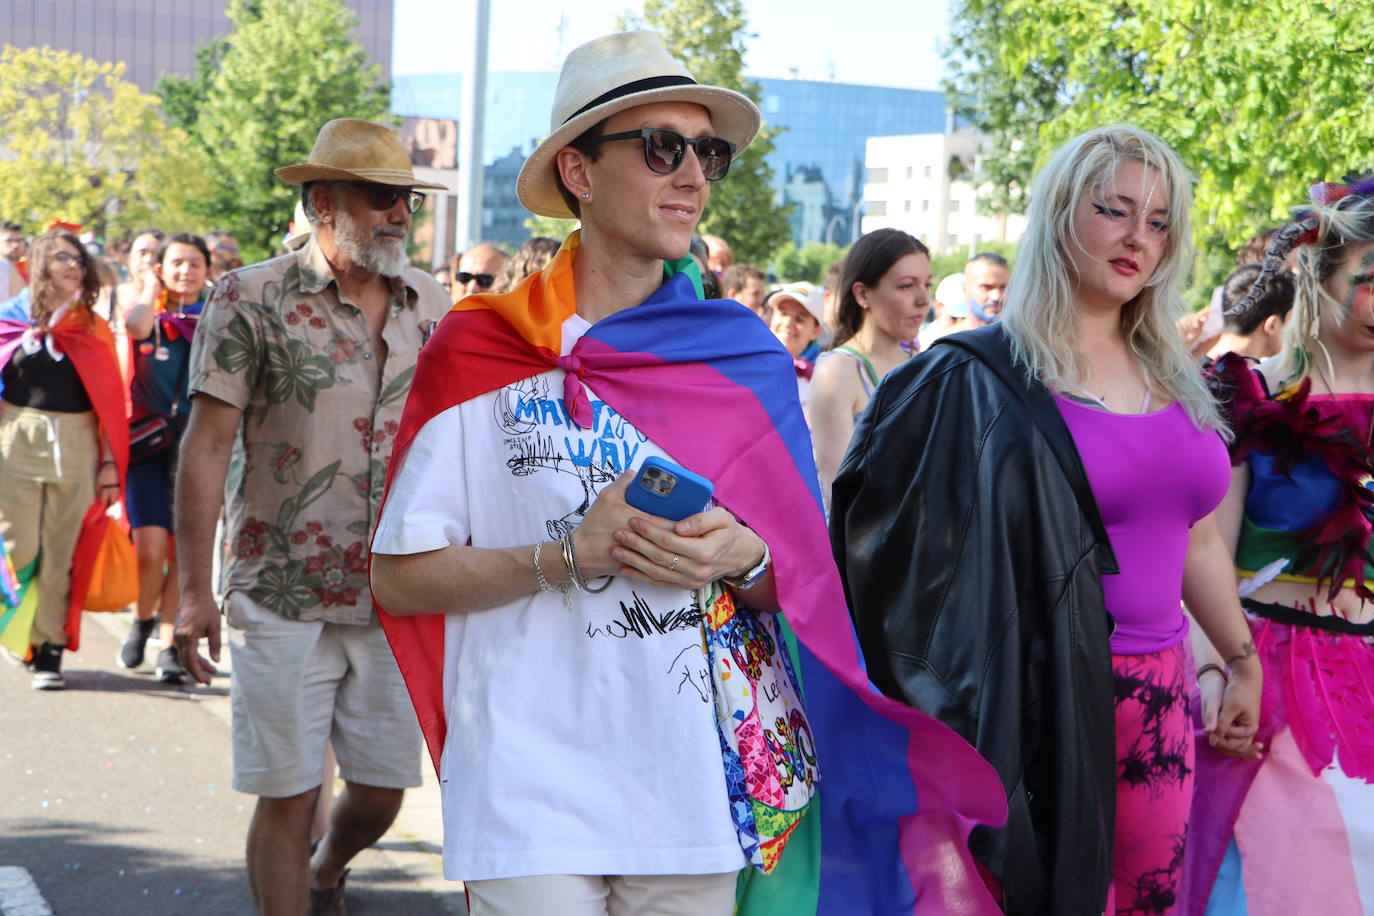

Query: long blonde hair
left=1000, top=124, right=1225, bottom=434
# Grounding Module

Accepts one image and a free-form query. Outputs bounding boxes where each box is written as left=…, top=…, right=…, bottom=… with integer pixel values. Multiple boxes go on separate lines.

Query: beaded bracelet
left=1196, top=663, right=1229, bottom=684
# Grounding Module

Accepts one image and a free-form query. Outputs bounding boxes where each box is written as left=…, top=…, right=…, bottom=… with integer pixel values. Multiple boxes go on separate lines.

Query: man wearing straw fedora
left=370, top=27, right=1010, bottom=916
left=174, top=118, right=450, bottom=915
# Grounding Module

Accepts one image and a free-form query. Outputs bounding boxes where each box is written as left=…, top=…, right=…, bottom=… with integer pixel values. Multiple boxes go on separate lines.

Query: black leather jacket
left=829, top=325, right=1116, bottom=914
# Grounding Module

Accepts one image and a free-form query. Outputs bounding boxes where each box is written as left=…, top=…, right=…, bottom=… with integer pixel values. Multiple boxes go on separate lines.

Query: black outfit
left=2, top=347, right=93, bottom=412
left=829, top=324, right=1116, bottom=915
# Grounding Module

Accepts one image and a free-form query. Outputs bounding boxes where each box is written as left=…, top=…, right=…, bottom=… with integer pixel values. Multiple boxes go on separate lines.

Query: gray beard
left=333, top=211, right=409, bottom=278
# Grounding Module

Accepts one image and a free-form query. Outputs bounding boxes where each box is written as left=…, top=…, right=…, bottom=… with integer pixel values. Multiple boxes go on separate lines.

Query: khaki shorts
left=226, top=592, right=423, bottom=798
left=465, top=872, right=738, bottom=916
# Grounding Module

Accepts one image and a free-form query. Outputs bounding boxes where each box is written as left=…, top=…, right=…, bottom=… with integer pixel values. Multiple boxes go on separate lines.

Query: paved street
left=0, top=610, right=467, bottom=915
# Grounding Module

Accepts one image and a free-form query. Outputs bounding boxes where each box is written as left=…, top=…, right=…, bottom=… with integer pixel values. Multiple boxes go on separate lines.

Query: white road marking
left=0, top=866, right=52, bottom=916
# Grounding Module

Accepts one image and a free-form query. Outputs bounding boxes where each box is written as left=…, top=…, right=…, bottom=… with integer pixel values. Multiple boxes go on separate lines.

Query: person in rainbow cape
left=0, top=228, right=129, bottom=688
left=369, top=30, right=1006, bottom=916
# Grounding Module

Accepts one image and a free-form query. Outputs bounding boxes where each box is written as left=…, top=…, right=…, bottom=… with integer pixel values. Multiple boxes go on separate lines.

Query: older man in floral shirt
left=173, top=120, right=449, bottom=916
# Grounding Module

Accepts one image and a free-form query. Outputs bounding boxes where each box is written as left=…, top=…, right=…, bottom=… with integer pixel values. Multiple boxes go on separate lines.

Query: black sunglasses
left=581, top=128, right=736, bottom=182
left=350, top=183, right=426, bottom=214
left=456, top=271, right=495, bottom=289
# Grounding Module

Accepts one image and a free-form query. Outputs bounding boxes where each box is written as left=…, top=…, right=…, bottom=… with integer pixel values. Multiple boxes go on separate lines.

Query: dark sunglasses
left=350, top=183, right=426, bottom=214
left=456, top=271, right=495, bottom=289
left=581, top=128, right=736, bottom=181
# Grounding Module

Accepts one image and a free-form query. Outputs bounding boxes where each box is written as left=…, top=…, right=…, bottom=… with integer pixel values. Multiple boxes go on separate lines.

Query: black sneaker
left=30, top=642, right=65, bottom=690
left=155, top=646, right=186, bottom=684
left=118, top=617, right=157, bottom=669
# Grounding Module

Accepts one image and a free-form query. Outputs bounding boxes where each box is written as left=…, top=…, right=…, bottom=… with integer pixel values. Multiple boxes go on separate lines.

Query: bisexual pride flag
left=377, top=233, right=1007, bottom=913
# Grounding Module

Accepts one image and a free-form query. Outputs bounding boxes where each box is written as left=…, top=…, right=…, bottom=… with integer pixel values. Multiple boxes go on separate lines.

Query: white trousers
left=464, top=871, right=738, bottom=916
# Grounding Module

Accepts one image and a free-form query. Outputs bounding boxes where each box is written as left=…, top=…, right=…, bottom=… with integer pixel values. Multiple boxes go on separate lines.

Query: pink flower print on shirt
left=303, top=541, right=369, bottom=607
left=235, top=518, right=270, bottom=560
left=330, top=338, right=361, bottom=363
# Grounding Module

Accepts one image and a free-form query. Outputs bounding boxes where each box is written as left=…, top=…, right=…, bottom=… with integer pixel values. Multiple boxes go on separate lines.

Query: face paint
left=1141, top=181, right=1158, bottom=216
left=1343, top=249, right=1374, bottom=315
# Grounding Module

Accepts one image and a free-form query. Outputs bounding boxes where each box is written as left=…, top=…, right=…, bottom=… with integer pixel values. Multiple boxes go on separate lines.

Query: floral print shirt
left=187, top=234, right=450, bottom=624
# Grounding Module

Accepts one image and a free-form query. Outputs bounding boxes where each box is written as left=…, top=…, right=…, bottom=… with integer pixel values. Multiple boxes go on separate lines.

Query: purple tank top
left=1055, top=396, right=1230, bottom=654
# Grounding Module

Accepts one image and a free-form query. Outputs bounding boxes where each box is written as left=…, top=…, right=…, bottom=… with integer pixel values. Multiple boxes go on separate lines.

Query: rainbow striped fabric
left=377, top=234, right=1007, bottom=913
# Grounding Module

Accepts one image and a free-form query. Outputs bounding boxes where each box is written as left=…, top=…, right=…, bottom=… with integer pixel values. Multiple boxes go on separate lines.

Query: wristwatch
left=724, top=541, right=771, bottom=591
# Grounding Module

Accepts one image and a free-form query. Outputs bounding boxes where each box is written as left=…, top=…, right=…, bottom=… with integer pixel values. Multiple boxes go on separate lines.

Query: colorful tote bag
left=700, top=580, right=817, bottom=874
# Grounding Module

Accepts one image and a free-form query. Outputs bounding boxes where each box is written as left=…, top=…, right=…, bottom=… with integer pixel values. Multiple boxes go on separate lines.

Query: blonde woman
left=1190, top=178, right=1374, bottom=914
left=830, top=125, right=1261, bottom=914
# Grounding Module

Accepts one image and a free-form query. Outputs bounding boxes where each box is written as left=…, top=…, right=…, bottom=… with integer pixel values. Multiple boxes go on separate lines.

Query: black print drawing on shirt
left=496, top=376, right=651, bottom=540
left=668, top=643, right=711, bottom=703
left=585, top=591, right=704, bottom=640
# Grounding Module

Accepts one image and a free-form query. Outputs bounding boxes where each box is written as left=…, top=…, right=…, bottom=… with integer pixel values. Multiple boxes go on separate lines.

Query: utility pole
left=455, top=0, right=490, bottom=253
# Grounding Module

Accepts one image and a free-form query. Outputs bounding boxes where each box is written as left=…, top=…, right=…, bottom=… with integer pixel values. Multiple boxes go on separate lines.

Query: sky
left=391, top=0, right=953, bottom=91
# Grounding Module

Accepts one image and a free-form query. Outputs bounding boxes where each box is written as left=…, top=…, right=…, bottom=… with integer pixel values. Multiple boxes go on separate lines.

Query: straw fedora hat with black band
left=276, top=118, right=448, bottom=190
left=517, top=31, right=761, bottom=219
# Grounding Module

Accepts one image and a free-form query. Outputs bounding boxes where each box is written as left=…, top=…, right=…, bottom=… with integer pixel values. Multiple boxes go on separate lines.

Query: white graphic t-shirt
left=372, top=314, right=744, bottom=882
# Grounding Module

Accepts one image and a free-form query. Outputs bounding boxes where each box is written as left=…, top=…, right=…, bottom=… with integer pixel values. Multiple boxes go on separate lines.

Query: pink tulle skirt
left=1185, top=609, right=1374, bottom=915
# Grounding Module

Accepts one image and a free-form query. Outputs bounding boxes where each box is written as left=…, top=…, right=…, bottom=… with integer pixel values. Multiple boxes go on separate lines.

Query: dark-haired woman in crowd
left=1190, top=179, right=1374, bottom=915
left=116, top=234, right=211, bottom=683
left=489, top=236, right=560, bottom=294
left=0, top=230, right=128, bottom=689
left=830, top=125, right=1262, bottom=913
left=807, top=228, right=931, bottom=506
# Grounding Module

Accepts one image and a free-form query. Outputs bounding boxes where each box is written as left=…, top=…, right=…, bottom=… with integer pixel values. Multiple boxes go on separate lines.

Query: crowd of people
left=2, top=26, right=1371, bottom=916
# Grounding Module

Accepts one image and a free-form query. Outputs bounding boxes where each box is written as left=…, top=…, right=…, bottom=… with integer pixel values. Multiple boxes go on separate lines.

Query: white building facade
left=860, top=131, right=1025, bottom=256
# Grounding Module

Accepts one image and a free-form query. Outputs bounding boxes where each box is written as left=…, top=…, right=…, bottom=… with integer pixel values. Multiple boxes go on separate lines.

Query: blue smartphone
left=625, top=457, right=714, bottom=521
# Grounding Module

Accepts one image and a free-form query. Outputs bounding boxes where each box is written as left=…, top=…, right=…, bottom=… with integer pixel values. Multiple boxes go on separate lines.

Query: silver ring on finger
left=668, top=554, right=680, bottom=573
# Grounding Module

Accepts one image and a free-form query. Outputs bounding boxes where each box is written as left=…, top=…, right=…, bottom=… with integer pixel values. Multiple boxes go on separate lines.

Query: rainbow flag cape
left=0, top=298, right=129, bottom=654
left=377, top=233, right=1007, bottom=913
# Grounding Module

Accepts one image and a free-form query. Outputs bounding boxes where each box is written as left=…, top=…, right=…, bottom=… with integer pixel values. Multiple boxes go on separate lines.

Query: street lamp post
left=455, top=0, right=490, bottom=254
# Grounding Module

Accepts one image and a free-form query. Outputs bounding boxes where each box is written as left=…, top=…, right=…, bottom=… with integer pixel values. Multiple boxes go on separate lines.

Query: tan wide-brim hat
left=517, top=31, right=762, bottom=219
left=276, top=118, right=449, bottom=190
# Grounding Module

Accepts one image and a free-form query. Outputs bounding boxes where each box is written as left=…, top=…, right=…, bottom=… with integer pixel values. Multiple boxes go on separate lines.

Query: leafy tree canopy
left=0, top=45, right=213, bottom=238
left=160, top=0, right=391, bottom=263
left=944, top=0, right=1374, bottom=299
left=620, top=0, right=793, bottom=266
left=770, top=241, right=848, bottom=285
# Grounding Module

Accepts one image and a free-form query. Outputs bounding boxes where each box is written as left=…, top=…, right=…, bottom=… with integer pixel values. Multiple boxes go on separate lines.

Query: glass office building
left=0, top=0, right=393, bottom=92
left=391, top=72, right=949, bottom=251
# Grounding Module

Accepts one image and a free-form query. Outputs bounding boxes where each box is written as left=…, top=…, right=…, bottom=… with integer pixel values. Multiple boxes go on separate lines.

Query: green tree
left=0, top=45, right=213, bottom=237
left=770, top=241, right=848, bottom=285
left=523, top=214, right=578, bottom=242
left=621, top=0, right=793, bottom=265
left=929, top=239, right=1018, bottom=287
left=157, top=35, right=230, bottom=137
left=942, top=0, right=1066, bottom=219
left=944, top=0, right=1374, bottom=301
left=161, top=0, right=391, bottom=263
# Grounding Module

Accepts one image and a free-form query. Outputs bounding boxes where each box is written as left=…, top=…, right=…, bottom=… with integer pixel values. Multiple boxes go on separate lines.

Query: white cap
left=765, top=281, right=823, bottom=323
left=935, top=274, right=967, bottom=317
